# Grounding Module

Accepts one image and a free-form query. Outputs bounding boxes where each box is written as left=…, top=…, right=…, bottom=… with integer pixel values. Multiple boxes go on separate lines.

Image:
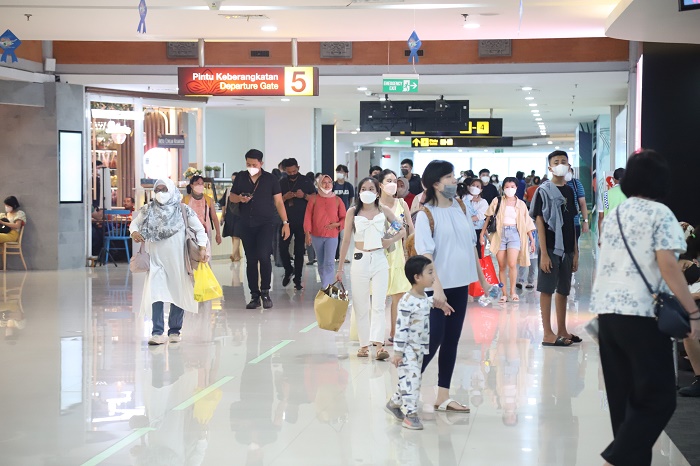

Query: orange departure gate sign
left=178, top=67, right=319, bottom=97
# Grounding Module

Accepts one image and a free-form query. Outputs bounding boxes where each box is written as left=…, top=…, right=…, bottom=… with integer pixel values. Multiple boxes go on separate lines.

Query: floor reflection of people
left=129, top=346, right=200, bottom=466
left=494, top=309, right=529, bottom=427
left=0, top=272, right=26, bottom=344
left=538, top=347, right=583, bottom=465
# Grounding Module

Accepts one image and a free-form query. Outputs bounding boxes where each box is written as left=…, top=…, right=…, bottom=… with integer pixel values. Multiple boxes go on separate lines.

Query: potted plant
left=183, top=167, right=202, bottom=179
left=213, top=166, right=221, bottom=178
left=204, top=165, right=214, bottom=178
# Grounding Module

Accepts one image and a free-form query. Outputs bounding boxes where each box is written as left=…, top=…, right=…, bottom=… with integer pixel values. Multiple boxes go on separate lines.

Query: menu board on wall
left=178, top=67, right=319, bottom=97
left=59, top=131, right=83, bottom=204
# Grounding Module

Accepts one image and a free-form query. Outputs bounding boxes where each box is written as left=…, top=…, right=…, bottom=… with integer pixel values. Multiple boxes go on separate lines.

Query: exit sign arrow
left=382, top=74, right=419, bottom=93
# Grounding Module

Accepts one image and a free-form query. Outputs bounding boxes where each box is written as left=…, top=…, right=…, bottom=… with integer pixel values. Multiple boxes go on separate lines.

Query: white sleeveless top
left=354, top=212, right=386, bottom=250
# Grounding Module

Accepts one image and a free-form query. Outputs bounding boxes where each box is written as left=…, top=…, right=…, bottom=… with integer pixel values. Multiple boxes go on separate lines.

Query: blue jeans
left=311, top=235, right=338, bottom=289
left=152, top=301, right=184, bottom=336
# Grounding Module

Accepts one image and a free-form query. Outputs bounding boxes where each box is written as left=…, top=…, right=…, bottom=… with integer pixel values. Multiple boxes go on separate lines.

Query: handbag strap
left=615, top=207, right=656, bottom=296
left=330, top=280, right=346, bottom=293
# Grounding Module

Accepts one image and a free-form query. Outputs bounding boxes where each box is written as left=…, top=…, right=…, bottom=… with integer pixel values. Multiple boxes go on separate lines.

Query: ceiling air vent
left=250, top=50, right=270, bottom=58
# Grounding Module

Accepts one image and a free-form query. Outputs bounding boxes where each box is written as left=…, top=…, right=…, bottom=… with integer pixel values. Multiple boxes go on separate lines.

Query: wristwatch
left=583, top=218, right=589, bottom=223
left=282, top=220, right=289, bottom=225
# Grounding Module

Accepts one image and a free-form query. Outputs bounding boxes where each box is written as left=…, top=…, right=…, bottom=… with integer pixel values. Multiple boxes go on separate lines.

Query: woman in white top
left=414, top=160, right=489, bottom=413
left=336, top=177, right=405, bottom=360
left=130, top=179, right=209, bottom=346
left=592, top=150, right=700, bottom=466
left=0, top=196, right=26, bottom=244
left=376, top=169, right=415, bottom=345
left=466, top=179, right=489, bottom=258
left=481, top=177, right=535, bottom=303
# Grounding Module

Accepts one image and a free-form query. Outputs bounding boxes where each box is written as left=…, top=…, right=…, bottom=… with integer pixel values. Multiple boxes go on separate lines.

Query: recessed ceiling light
left=394, top=139, right=399, bottom=143
left=356, top=127, right=361, bottom=131
left=280, top=98, right=290, bottom=102
left=385, top=137, right=391, bottom=141
left=351, top=131, right=357, bottom=135
left=529, top=103, right=538, bottom=107
left=569, top=147, right=574, bottom=151
left=535, top=118, right=542, bottom=121
left=522, top=86, right=533, bottom=91
left=261, top=25, right=277, bottom=32
left=427, top=149, right=431, bottom=152
left=525, top=96, right=535, bottom=101
left=555, top=146, right=560, bottom=149
left=531, top=109, right=538, bottom=113
left=547, top=141, right=553, bottom=144
left=483, top=149, right=488, bottom=152
left=532, top=143, right=537, bottom=146
left=458, top=149, right=463, bottom=152
left=357, top=86, right=368, bottom=91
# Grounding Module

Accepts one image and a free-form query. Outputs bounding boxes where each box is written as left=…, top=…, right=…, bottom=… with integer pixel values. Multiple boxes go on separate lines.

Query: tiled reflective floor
left=0, top=241, right=691, bottom=466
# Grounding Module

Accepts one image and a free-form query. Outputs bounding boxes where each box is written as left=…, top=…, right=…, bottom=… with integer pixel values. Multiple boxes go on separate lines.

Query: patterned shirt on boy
left=394, top=292, right=432, bottom=355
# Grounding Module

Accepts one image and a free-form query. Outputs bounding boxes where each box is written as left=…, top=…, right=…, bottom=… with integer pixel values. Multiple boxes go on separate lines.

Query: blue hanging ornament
left=0, top=30, right=21, bottom=63
left=407, top=30, right=421, bottom=64
left=137, top=0, right=148, bottom=34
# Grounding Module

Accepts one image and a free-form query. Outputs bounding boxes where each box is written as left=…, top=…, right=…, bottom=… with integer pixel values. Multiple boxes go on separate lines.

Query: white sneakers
left=148, top=335, right=167, bottom=345
left=148, top=334, right=181, bottom=345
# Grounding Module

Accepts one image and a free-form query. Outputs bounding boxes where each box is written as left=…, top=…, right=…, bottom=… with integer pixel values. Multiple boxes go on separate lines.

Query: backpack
left=405, top=198, right=467, bottom=258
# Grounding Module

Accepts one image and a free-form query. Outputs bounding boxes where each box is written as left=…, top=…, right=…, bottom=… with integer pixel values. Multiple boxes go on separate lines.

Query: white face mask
left=468, top=186, right=481, bottom=196
left=192, top=185, right=204, bottom=194
left=550, top=164, right=569, bottom=177
left=360, top=191, right=377, bottom=205
left=155, top=192, right=170, bottom=204
left=336, top=173, right=345, bottom=180
left=504, top=187, right=517, bottom=198
left=319, top=187, right=333, bottom=194
left=247, top=167, right=260, bottom=177
left=383, top=182, right=398, bottom=195
left=564, top=172, right=573, bottom=182
left=4, top=206, right=11, bottom=213
left=480, top=176, right=490, bottom=184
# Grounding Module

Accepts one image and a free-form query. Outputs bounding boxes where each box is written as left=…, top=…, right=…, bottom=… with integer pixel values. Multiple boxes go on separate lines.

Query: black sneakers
left=261, top=291, right=273, bottom=309
left=282, top=270, right=293, bottom=287
left=679, top=376, right=700, bottom=397
left=246, top=294, right=261, bottom=309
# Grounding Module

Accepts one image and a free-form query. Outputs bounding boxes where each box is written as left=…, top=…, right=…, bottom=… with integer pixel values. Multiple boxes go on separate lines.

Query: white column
left=264, top=107, right=316, bottom=173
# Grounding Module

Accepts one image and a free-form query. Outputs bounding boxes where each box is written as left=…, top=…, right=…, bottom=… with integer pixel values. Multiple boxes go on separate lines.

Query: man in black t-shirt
left=400, top=158, right=423, bottom=195
left=279, top=158, right=317, bottom=290
left=333, top=164, right=354, bottom=262
left=479, top=168, right=500, bottom=204
left=530, top=150, right=579, bottom=347
left=231, top=149, right=290, bottom=309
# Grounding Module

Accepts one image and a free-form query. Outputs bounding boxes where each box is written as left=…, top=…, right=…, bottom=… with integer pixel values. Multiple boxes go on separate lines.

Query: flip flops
left=434, top=399, right=470, bottom=413
left=542, top=336, right=573, bottom=347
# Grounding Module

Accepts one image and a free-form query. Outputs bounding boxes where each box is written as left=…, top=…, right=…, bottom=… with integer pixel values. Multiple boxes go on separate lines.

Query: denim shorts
left=499, top=226, right=521, bottom=251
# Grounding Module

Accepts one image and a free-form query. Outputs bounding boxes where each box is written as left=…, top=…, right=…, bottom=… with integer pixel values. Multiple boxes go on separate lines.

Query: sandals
left=511, top=294, right=520, bottom=302
left=565, top=333, right=582, bottom=343
left=357, top=347, right=369, bottom=358
left=434, top=398, right=470, bottom=413
left=498, top=296, right=508, bottom=304
left=542, top=336, right=573, bottom=347
left=376, top=347, right=390, bottom=360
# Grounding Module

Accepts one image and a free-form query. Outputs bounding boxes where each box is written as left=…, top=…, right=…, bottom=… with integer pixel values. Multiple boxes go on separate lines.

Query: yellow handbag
left=314, top=281, right=350, bottom=332
left=193, top=263, right=223, bottom=302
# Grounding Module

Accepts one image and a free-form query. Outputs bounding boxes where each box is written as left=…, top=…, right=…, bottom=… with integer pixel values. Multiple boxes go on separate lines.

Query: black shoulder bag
left=616, top=208, right=690, bottom=339
left=486, top=197, right=501, bottom=235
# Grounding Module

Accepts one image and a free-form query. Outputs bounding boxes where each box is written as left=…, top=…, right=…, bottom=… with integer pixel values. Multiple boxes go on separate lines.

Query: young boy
left=386, top=256, right=452, bottom=430
left=529, top=150, right=580, bottom=347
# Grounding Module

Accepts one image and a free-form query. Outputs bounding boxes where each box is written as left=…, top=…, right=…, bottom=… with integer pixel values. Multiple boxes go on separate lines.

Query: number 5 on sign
left=284, top=67, right=317, bottom=96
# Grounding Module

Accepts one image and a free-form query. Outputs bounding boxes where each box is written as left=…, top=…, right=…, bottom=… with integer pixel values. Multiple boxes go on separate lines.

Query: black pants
left=422, top=285, right=469, bottom=389
left=598, top=313, right=676, bottom=466
left=475, top=229, right=482, bottom=258
left=240, top=222, right=276, bottom=295
left=280, top=223, right=306, bottom=285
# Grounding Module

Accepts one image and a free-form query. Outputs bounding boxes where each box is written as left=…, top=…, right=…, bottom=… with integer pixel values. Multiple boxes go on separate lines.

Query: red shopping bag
left=468, top=246, right=500, bottom=297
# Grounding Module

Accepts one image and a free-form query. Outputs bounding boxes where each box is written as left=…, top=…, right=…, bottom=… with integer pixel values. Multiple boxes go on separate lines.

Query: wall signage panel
left=410, top=136, right=513, bottom=148
left=392, top=119, right=503, bottom=137
left=178, top=67, right=319, bottom=97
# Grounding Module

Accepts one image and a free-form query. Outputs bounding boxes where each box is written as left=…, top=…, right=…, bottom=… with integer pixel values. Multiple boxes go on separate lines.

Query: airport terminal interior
left=1, top=1, right=700, bottom=465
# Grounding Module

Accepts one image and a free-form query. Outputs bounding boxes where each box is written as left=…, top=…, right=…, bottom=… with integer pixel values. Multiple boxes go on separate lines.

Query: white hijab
left=138, top=179, right=187, bottom=242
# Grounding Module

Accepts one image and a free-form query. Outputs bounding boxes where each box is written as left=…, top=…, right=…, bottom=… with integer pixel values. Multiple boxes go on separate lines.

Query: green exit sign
left=382, top=75, right=419, bottom=93
left=495, top=148, right=504, bottom=153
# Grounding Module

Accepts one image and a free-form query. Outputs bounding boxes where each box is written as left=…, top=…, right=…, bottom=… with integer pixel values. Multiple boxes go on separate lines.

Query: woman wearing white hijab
left=130, top=179, right=208, bottom=345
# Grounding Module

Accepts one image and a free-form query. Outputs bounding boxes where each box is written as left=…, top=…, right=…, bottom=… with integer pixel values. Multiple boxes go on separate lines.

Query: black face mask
left=684, top=263, right=700, bottom=285
left=401, top=168, right=409, bottom=176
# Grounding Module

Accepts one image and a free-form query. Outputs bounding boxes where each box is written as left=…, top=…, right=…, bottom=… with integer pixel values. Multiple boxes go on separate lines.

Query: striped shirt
left=566, top=178, right=585, bottom=226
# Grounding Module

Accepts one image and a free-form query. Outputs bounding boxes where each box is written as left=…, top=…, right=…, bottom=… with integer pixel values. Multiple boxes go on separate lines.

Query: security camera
left=207, top=1, right=221, bottom=10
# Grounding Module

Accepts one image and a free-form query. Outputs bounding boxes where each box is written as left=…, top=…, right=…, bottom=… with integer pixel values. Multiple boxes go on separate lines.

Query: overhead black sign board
left=360, top=100, right=470, bottom=133
left=392, top=118, right=503, bottom=138
left=410, top=136, right=513, bottom=148
left=157, top=135, right=186, bottom=149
